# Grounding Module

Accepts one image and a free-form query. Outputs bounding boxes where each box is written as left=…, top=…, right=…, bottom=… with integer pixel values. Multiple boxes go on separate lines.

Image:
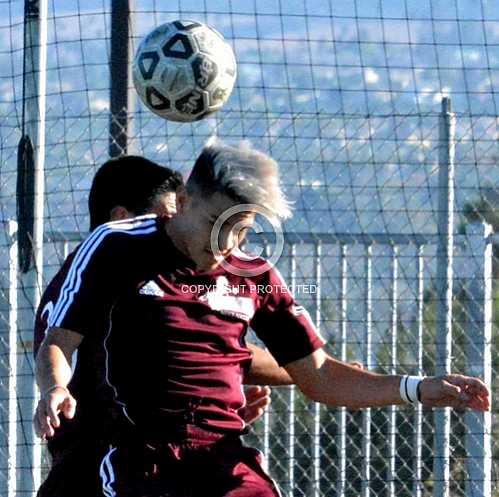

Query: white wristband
left=399, top=375, right=424, bottom=404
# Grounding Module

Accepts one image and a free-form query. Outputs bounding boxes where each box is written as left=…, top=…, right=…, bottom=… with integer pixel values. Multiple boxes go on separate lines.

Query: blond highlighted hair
left=186, top=137, right=293, bottom=221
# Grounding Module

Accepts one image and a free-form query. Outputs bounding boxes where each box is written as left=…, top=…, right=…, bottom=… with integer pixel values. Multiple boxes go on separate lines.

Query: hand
left=349, top=361, right=363, bottom=369
left=33, top=386, right=76, bottom=439
left=240, top=385, right=271, bottom=425
left=419, top=374, right=490, bottom=411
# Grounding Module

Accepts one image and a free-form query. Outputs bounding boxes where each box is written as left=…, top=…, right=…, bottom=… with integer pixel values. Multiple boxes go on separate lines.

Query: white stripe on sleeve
left=49, top=217, right=157, bottom=327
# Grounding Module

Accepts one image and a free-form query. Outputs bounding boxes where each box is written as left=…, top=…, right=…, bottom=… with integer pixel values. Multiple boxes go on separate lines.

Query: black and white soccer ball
left=132, top=20, right=237, bottom=122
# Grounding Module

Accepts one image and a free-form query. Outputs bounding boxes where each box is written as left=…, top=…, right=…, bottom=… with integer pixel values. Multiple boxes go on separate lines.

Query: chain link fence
left=1, top=106, right=498, bottom=496
left=2, top=1, right=499, bottom=496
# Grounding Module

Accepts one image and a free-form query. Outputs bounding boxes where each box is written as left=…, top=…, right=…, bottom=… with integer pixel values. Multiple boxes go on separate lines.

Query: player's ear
left=174, top=186, right=190, bottom=214
left=109, top=205, right=134, bottom=221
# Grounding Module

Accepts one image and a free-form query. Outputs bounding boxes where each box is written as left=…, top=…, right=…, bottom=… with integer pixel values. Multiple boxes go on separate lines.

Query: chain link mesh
left=1, top=1, right=499, bottom=495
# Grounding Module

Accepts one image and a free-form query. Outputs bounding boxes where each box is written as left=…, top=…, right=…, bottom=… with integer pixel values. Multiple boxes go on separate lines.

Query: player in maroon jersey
left=35, top=140, right=489, bottom=497
left=34, top=155, right=291, bottom=497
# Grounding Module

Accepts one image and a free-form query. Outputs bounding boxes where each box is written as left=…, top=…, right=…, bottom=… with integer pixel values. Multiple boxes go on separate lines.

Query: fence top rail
left=43, top=230, right=444, bottom=246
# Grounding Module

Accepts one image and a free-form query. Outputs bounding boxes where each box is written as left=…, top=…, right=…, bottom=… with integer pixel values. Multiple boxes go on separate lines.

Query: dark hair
left=88, top=155, right=183, bottom=230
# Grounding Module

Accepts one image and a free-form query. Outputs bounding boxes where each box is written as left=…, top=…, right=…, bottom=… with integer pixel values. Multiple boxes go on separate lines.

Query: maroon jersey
left=49, top=214, right=325, bottom=435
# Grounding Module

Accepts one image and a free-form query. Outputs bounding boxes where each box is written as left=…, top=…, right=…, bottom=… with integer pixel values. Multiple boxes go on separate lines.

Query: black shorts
left=100, top=424, right=281, bottom=497
left=37, top=439, right=107, bottom=497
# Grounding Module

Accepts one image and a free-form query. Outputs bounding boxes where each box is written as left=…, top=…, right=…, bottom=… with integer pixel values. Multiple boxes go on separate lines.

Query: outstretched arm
left=245, top=344, right=293, bottom=385
left=285, top=348, right=489, bottom=411
left=34, top=327, right=83, bottom=438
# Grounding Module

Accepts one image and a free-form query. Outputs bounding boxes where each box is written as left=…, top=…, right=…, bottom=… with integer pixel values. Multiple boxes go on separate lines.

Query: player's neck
left=164, top=216, right=190, bottom=258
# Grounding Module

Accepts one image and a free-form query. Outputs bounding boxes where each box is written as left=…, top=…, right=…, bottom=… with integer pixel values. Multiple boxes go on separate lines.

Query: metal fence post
left=109, top=0, right=134, bottom=157
left=362, top=244, right=373, bottom=497
left=388, top=246, right=399, bottom=497
left=434, top=97, right=455, bottom=497
left=288, top=244, right=296, bottom=497
left=18, top=1, right=48, bottom=493
left=464, top=222, right=492, bottom=497
left=312, top=241, right=321, bottom=497
left=414, top=245, right=425, bottom=497
left=337, top=244, right=348, bottom=497
left=6, top=221, right=18, bottom=497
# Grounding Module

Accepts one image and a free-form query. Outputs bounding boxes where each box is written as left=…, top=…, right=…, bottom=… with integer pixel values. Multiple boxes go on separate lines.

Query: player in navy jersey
left=36, top=140, right=490, bottom=497
left=34, top=155, right=291, bottom=497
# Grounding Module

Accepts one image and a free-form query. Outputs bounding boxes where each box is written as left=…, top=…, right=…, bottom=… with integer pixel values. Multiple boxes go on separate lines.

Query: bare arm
left=34, top=327, right=83, bottom=438
left=36, top=327, right=82, bottom=392
left=286, top=348, right=490, bottom=411
left=245, top=343, right=293, bottom=386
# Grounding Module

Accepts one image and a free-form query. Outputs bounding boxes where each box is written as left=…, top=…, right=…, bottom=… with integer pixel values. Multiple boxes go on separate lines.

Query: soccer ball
left=132, top=20, right=237, bottom=122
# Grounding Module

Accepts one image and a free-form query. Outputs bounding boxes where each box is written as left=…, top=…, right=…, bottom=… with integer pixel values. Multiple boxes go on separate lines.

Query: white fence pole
left=288, top=244, right=296, bottom=497
left=361, top=244, right=373, bottom=497
left=464, top=222, right=492, bottom=497
left=433, top=96, right=455, bottom=497
left=312, top=242, right=321, bottom=497
left=414, top=245, right=425, bottom=497
left=337, top=244, right=348, bottom=497
left=388, top=246, right=399, bottom=497
left=18, top=0, right=48, bottom=493
left=8, top=221, right=18, bottom=497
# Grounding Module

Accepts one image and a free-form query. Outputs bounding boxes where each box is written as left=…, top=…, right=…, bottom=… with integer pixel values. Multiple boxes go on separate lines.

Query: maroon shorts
left=99, top=425, right=281, bottom=497
left=37, top=439, right=107, bottom=497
